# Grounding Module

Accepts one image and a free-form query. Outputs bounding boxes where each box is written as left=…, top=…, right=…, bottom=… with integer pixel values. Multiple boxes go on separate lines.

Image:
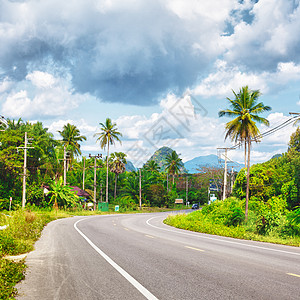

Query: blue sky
left=0, top=0, right=300, bottom=167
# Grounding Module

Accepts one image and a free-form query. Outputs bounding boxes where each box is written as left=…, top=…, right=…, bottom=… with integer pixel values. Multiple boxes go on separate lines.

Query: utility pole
left=63, top=145, right=67, bottom=186
left=218, top=147, right=235, bottom=201
left=231, top=166, right=234, bottom=193
left=17, top=132, right=33, bottom=208
left=186, top=175, right=188, bottom=206
left=82, top=157, right=86, bottom=190
left=89, top=154, right=102, bottom=210
left=223, top=148, right=228, bottom=201
left=139, top=168, right=142, bottom=210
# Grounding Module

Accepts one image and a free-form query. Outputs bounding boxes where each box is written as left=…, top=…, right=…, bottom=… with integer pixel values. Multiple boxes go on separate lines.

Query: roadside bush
left=255, top=196, right=287, bottom=235
left=0, top=259, right=25, bottom=299
left=0, top=233, right=16, bottom=258
left=200, top=198, right=245, bottom=227
left=225, top=207, right=245, bottom=227
left=256, top=211, right=281, bottom=235
left=118, top=196, right=138, bottom=211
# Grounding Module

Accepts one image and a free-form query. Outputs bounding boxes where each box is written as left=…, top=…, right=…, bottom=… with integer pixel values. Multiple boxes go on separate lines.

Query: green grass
left=164, top=209, right=300, bottom=247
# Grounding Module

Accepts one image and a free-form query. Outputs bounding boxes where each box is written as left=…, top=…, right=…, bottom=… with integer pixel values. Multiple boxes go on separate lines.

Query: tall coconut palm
left=109, top=152, right=127, bottom=200
left=164, top=151, right=184, bottom=186
left=58, top=123, right=86, bottom=166
left=219, top=86, right=271, bottom=219
left=144, top=160, right=160, bottom=173
left=94, top=118, right=122, bottom=203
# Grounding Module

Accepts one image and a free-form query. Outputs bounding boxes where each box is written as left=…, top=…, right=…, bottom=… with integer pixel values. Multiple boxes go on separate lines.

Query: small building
left=70, top=186, right=90, bottom=199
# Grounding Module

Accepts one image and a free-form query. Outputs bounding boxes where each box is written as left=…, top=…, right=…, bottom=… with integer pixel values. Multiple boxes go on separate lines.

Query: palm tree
left=219, top=86, right=271, bottom=219
left=164, top=151, right=184, bottom=186
left=94, top=118, right=122, bottom=203
left=58, top=123, right=87, bottom=166
left=109, top=152, right=127, bottom=200
left=144, top=160, right=160, bottom=173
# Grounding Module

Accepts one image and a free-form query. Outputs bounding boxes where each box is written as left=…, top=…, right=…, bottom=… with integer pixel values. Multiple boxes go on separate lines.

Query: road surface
left=16, top=211, right=300, bottom=299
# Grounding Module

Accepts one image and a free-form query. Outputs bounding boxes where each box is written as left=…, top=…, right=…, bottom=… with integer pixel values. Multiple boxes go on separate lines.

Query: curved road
left=16, top=211, right=300, bottom=299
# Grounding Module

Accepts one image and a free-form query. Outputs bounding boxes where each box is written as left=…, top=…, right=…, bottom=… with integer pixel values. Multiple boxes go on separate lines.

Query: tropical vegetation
left=219, top=86, right=271, bottom=219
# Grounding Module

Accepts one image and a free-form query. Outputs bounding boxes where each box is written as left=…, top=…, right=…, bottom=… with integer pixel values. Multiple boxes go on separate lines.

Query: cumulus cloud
left=193, top=60, right=300, bottom=98
left=0, top=0, right=259, bottom=106
left=223, top=0, right=300, bottom=71
left=1, top=71, right=84, bottom=118
left=48, top=118, right=97, bottom=143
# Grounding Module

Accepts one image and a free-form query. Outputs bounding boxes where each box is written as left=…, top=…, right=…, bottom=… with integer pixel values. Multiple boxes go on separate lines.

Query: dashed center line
left=185, top=246, right=204, bottom=252
left=145, top=235, right=155, bottom=239
left=287, top=273, right=300, bottom=278
left=124, top=228, right=129, bottom=231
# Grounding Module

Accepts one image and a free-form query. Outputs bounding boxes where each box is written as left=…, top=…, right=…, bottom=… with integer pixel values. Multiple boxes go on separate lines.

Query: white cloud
left=193, top=60, right=267, bottom=98
left=2, top=71, right=84, bottom=118
left=0, top=77, right=13, bottom=93
left=193, top=60, right=300, bottom=98
left=26, top=71, right=56, bottom=88
left=223, top=0, right=300, bottom=70
left=48, top=118, right=97, bottom=140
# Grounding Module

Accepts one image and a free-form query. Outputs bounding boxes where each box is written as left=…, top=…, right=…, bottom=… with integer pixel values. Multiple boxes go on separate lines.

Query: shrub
left=0, top=259, right=25, bottom=299
left=225, top=207, right=245, bottom=227
left=118, top=196, right=138, bottom=211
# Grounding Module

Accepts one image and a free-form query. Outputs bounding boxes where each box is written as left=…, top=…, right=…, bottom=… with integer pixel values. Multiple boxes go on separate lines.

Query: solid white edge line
left=146, top=216, right=300, bottom=257
left=74, top=218, right=159, bottom=300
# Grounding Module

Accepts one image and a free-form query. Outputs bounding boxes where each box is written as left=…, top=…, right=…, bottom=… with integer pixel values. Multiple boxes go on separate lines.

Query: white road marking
left=145, top=235, right=155, bottom=239
left=287, top=273, right=300, bottom=278
left=146, top=216, right=300, bottom=257
left=74, top=219, right=159, bottom=300
left=185, top=246, right=204, bottom=252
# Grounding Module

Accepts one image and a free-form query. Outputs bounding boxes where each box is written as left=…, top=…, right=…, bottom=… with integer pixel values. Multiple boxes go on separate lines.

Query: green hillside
left=146, top=146, right=187, bottom=173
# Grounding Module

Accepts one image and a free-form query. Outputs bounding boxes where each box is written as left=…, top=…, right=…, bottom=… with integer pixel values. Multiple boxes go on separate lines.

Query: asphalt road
left=16, top=211, right=300, bottom=299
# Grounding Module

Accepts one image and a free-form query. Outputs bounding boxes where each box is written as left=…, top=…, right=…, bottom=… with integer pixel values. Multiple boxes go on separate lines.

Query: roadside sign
left=115, top=205, right=119, bottom=212
left=175, top=199, right=183, bottom=204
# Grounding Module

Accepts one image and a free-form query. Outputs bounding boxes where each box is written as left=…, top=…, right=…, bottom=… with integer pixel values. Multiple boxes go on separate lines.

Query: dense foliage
left=233, top=149, right=300, bottom=210
left=0, top=119, right=212, bottom=211
left=165, top=197, right=300, bottom=245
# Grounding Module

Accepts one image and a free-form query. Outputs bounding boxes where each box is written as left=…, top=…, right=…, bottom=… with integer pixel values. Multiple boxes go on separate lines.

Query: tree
left=164, top=151, right=184, bottom=186
left=94, top=118, right=122, bottom=203
left=219, top=86, right=271, bottom=219
left=144, top=160, right=160, bottom=173
left=58, top=123, right=86, bottom=167
left=47, top=177, right=79, bottom=209
left=109, top=152, right=127, bottom=200
left=289, top=127, right=300, bottom=152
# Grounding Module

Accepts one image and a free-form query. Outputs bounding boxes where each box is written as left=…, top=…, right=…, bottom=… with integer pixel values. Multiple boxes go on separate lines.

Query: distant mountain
left=125, top=161, right=136, bottom=172
left=271, top=154, right=283, bottom=160
left=146, top=146, right=187, bottom=173
left=184, top=154, right=244, bottom=174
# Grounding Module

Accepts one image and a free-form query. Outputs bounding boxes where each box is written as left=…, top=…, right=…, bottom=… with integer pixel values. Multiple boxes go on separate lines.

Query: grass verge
left=164, top=209, right=300, bottom=247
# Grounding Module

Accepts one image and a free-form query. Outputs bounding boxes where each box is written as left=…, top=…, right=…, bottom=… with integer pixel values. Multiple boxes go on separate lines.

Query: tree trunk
left=167, top=173, right=169, bottom=193
left=244, top=140, right=247, bottom=169
left=106, top=143, right=109, bottom=203
left=245, top=138, right=251, bottom=220
left=114, top=173, right=117, bottom=200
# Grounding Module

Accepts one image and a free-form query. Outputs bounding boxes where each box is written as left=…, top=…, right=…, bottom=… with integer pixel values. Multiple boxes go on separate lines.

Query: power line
left=229, top=115, right=299, bottom=150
